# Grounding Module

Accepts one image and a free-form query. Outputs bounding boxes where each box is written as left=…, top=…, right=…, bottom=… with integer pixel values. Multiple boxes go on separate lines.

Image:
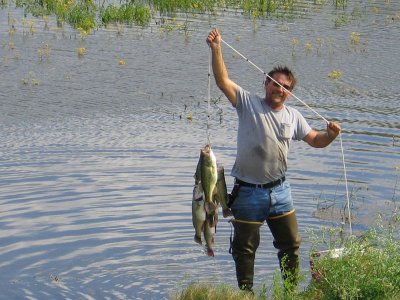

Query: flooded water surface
left=1, top=1, right=399, bottom=299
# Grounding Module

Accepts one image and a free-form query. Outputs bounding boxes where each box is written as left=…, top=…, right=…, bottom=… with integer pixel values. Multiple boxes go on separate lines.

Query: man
left=206, top=28, right=341, bottom=292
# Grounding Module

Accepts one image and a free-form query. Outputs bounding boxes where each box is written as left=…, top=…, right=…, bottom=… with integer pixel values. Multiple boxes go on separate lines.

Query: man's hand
left=327, top=122, right=341, bottom=140
left=206, top=28, right=221, bottom=49
left=206, top=28, right=239, bottom=106
left=303, top=121, right=341, bottom=148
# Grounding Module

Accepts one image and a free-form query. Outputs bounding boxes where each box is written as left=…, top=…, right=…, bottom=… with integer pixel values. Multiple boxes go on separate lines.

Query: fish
left=203, top=213, right=217, bottom=257
left=194, top=153, right=202, bottom=185
left=192, top=144, right=220, bottom=256
left=214, top=166, right=233, bottom=218
left=200, top=145, right=218, bottom=214
left=192, top=183, right=206, bottom=245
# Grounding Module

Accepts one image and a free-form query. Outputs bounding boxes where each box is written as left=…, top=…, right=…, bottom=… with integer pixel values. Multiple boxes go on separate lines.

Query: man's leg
left=230, top=219, right=263, bottom=291
left=267, top=210, right=301, bottom=287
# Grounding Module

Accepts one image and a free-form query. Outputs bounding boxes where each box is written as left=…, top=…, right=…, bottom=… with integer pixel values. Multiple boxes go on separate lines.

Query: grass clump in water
left=15, top=0, right=97, bottom=31
left=241, top=0, right=297, bottom=19
left=100, top=3, right=151, bottom=27
left=9, top=0, right=364, bottom=33
left=67, top=0, right=96, bottom=31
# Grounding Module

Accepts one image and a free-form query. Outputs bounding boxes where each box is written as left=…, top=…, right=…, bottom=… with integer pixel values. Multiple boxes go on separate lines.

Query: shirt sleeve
left=235, top=86, right=252, bottom=115
left=293, top=110, right=312, bottom=140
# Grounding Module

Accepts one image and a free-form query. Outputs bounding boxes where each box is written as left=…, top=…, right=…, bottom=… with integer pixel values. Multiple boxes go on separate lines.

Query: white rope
left=219, top=38, right=352, bottom=235
left=206, top=47, right=212, bottom=145
left=339, top=132, right=352, bottom=235
left=221, top=39, right=329, bottom=124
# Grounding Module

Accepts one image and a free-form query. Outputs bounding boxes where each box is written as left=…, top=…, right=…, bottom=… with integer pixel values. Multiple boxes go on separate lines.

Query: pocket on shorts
left=270, top=181, right=293, bottom=215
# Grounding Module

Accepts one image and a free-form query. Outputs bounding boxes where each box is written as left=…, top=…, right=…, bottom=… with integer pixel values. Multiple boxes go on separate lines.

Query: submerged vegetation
left=100, top=2, right=151, bottom=26
left=173, top=213, right=400, bottom=299
left=1, top=0, right=391, bottom=34
left=328, top=69, right=342, bottom=80
left=11, top=0, right=152, bottom=31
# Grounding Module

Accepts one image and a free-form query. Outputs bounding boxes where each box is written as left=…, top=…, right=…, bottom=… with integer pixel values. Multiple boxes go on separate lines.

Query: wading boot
left=266, top=210, right=301, bottom=289
left=231, top=220, right=263, bottom=292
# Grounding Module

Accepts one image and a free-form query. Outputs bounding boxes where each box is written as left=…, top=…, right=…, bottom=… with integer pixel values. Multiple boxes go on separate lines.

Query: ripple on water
left=1, top=2, right=400, bottom=298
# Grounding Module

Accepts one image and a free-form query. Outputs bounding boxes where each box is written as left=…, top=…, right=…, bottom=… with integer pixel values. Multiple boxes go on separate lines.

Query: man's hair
left=266, top=65, right=297, bottom=90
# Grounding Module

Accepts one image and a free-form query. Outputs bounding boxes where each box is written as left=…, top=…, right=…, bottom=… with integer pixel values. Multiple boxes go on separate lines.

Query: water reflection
left=1, top=1, right=399, bottom=298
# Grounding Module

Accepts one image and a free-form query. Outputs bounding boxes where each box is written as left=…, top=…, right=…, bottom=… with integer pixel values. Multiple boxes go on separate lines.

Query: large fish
left=214, top=166, right=233, bottom=218
left=192, top=183, right=205, bottom=245
left=200, top=145, right=218, bottom=214
left=203, top=213, right=217, bottom=257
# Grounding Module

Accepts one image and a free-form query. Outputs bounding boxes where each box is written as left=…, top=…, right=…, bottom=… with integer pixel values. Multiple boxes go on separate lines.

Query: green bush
left=304, top=215, right=400, bottom=299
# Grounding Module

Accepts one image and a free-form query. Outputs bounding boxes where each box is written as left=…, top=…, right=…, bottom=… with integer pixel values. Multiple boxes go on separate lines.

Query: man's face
left=265, top=73, right=293, bottom=109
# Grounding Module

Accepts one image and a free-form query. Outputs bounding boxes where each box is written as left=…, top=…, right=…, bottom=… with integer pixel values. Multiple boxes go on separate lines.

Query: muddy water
left=1, top=1, right=399, bottom=299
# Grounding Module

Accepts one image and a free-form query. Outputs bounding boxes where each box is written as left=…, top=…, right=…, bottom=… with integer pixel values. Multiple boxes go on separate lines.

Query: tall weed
left=304, top=214, right=400, bottom=299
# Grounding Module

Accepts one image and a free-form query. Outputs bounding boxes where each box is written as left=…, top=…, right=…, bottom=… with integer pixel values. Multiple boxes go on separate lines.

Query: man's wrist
left=327, top=131, right=338, bottom=140
left=326, top=131, right=333, bottom=140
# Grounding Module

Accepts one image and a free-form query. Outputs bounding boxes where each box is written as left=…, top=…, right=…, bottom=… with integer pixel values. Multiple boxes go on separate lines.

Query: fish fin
left=205, top=212, right=218, bottom=228
left=194, top=235, right=202, bottom=245
left=205, top=201, right=218, bottom=215
left=206, top=248, right=215, bottom=257
left=192, top=184, right=203, bottom=201
left=213, top=185, right=219, bottom=196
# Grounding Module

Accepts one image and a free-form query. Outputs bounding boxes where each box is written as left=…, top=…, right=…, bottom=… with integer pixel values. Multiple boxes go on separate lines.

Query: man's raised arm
left=206, top=28, right=239, bottom=107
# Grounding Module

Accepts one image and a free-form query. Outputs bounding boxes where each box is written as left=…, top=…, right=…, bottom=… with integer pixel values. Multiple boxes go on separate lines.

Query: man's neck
left=264, top=98, right=284, bottom=111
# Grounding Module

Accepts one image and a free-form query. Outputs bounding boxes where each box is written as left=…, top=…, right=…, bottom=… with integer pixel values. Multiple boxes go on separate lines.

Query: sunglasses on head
left=271, top=81, right=291, bottom=91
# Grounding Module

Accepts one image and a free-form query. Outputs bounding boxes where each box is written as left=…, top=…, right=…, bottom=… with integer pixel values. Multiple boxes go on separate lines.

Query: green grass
left=171, top=282, right=256, bottom=300
left=333, top=0, right=348, bottom=10
left=303, top=214, right=400, bottom=300
left=7, top=0, right=364, bottom=33
left=100, top=3, right=151, bottom=27
left=67, top=0, right=96, bottom=31
left=172, top=213, right=400, bottom=300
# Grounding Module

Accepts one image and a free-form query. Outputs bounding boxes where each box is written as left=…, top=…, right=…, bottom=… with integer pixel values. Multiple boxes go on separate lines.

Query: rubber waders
left=231, top=220, right=263, bottom=292
left=267, top=210, right=301, bottom=288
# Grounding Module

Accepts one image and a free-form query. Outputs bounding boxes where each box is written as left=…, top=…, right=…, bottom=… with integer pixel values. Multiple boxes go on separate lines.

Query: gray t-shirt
left=231, top=87, right=312, bottom=184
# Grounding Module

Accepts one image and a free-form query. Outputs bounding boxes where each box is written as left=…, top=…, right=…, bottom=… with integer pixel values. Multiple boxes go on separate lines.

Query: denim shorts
left=230, top=181, right=294, bottom=222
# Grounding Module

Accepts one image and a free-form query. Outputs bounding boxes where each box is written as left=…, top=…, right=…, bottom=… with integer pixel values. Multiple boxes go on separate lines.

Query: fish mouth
left=202, top=144, right=211, bottom=154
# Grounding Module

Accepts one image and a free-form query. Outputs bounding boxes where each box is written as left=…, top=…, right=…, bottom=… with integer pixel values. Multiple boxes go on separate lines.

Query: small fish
left=203, top=213, right=217, bottom=257
left=214, top=166, right=233, bottom=218
left=200, top=145, right=218, bottom=214
left=194, top=154, right=202, bottom=185
left=192, top=183, right=206, bottom=245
